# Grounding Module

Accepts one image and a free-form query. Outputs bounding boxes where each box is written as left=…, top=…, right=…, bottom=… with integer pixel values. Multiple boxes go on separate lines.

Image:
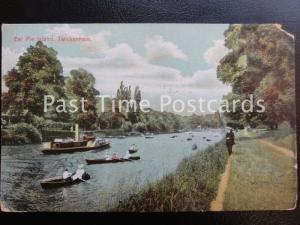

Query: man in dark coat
left=226, top=129, right=235, bottom=155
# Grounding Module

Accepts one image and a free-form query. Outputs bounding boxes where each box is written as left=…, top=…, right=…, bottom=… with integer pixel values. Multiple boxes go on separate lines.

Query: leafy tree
left=65, top=68, right=99, bottom=130
left=116, top=81, right=142, bottom=124
left=2, top=41, right=68, bottom=121
left=116, top=81, right=131, bottom=104
left=134, top=86, right=141, bottom=113
left=217, top=24, right=295, bottom=129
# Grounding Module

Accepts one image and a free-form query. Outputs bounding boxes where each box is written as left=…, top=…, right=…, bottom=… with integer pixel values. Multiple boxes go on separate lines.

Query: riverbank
left=114, top=138, right=228, bottom=211
left=222, top=129, right=297, bottom=210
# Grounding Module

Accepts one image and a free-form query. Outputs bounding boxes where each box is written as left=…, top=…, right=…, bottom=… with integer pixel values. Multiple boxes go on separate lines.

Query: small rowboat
left=145, top=136, right=154, bottom=139
left=187, top=138, right=192, bottom=141
left=40, top=174, right=90, bottom=189
left=86, top=156, right=140, bottom=165
left=129, top=149, right=138, bottom=154
left=128, top=145, right=138, bottom=153
left=170, top=135, right=177, bottom=138
left=42, top=142, right=110, bottom=154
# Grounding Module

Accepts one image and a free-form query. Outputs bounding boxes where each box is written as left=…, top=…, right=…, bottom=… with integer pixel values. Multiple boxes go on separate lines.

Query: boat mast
left=75, top=124, right=79, bottom=141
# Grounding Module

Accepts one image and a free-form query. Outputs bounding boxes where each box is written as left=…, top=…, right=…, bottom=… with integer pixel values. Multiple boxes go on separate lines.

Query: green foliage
left=185, top=112, right=223, bottom=129
left=30, top=115, right=72, bottom=130
left=2, top=123, right=42, bottom=145
left=116, top=81, right=142, bottom=124
left=121, top=121, right=132, bottom=132
left=132, top=122, right=147, bottom=132
left=41, top=129, right=75, bottom=142
left=217, top=24, right=295, bottom=129
left=98, top=112, right=126, bottom=129
left=139, top=110, right=183, bottom=132
left=65, top=68, right=99, bottom=130
left=116, top=81, right=131, bottom=103
left=2, top=41, right=67, bottom=121
left=115, top=139, right=228, bottom=211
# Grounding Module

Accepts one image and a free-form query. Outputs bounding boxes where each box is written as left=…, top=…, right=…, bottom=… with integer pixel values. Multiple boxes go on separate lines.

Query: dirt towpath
left=210, top=156, right=232, bottom=211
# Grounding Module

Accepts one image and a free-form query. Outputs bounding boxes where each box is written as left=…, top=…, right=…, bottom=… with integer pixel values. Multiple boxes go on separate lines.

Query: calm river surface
left=1, top=129, right=225, bottom=211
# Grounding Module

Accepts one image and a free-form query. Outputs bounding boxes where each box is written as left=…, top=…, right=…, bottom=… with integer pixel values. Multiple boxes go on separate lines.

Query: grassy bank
left=115, top=139, right=228, bottom=211
left=223, top=129, right=297, bottom=210
left=254, top=128, right=297, bottom=153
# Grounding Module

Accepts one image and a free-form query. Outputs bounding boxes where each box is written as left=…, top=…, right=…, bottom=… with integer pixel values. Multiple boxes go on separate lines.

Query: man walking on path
left=226, top=129, right=235, bottom=155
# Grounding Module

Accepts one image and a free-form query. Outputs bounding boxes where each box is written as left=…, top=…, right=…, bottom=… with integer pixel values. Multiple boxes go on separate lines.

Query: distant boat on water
left=129, top=144, right=138, bottom=153
left=117, top=136, right=126, bottom=139
left=145, top=133, right=154, bottom=139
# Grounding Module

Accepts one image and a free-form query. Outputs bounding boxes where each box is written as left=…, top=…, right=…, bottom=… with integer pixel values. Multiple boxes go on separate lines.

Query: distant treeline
left=1, top=41, right=223, bottom=144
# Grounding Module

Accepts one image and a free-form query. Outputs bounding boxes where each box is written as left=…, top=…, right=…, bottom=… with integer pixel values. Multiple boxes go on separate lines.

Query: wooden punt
left=86, top=156, right=140, bottom=165
left=40, top=174, right=90, bottom=189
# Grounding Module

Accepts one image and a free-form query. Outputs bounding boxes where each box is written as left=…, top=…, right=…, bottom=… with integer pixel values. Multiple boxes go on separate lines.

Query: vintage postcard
left=1, top=24, right=297, bottom=212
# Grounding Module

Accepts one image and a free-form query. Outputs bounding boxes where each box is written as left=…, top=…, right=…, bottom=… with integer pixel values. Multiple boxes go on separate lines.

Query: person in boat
left=123, top=150, right=132, bottom=159
left=72, top=164, right=85, bottom=181
left=226, top=129, right=235, bottom=155
left=105, top=152, right=112, bottom=160
left=62, top=168, right=72, bottom=181
left=129, top=144, right=138, bottom=151
left=111, top=152, right=119, bottom=160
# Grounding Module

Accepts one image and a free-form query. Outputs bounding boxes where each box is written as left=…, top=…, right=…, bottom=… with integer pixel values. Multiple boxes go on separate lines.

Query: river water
left=1, top=129, right=225, bottom=211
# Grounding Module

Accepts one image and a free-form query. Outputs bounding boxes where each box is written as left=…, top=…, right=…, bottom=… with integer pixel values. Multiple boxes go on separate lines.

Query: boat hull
left=42, top=143, right=110, bottom=154
left=128, top=149, right=138, bottom=154
left=40, top=175, right=90, bottom=189
left=86, top=156, right=140, bottom=164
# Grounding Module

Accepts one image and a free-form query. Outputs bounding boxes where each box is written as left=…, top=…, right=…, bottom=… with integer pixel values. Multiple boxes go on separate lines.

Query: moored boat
left=86, top=156, right=140, bottom=164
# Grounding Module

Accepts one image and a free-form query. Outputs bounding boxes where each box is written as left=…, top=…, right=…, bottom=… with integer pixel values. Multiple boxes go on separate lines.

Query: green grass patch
left=224, top=130, right=297, bottom=210
left=114, top=139, right=228, bottom=212
left=254, top=128, right=297, bottom=152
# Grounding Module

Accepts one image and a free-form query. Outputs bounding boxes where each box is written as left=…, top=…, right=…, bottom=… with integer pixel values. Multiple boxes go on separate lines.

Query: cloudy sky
left=2, top=24, right=231, bottom=114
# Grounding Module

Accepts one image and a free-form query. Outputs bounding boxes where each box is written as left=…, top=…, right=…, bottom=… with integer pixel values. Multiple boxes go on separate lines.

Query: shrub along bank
left=2, top=123, right=42, bottom=145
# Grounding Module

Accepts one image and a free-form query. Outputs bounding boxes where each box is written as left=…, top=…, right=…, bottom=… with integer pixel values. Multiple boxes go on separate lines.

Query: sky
left=2, top=24, right=231, bottom=114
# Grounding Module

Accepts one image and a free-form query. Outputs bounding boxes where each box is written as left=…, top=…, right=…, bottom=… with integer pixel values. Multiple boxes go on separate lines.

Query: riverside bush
left=2, top=123, right=42, bottom=145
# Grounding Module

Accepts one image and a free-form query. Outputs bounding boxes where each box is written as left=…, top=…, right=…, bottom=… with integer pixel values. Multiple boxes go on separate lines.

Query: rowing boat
left=86, top=156, right=140, bottom=164
left=40, top=174, right=90, bottom=189
left=129, top=149, right=138, bottom=153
